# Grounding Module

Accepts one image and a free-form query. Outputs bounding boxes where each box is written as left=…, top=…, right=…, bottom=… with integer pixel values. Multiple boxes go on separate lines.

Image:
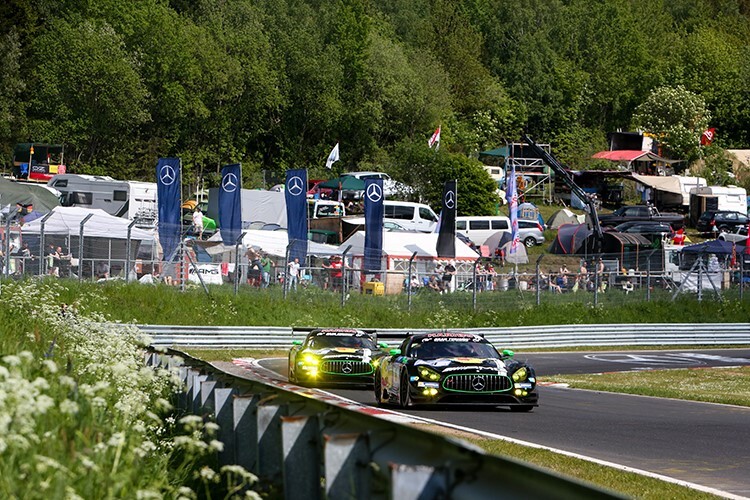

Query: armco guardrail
left=147, top=349, right=621, bottom=499
left=141, top=323, right=750, bottom=349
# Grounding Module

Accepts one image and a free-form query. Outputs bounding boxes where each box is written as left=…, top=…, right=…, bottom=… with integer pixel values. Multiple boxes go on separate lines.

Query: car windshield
left=408, top=340, right=500, bottom=359
left=307, top=334, right=377, bottom=350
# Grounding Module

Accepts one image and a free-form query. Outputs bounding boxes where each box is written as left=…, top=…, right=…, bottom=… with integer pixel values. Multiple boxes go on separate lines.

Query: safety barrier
left=140, top=323, right=750, bottom=350
left=146, top=349, right=621, bottom=499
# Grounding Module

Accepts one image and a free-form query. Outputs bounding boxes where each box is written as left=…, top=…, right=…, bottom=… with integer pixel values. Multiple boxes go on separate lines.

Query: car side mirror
left=502, top=349, right=514, bottom=358
left=378, top=342, right=388, bottom=349
left=389, top=348, right=401, bottom=356
left=292, top=340, right=302, bottom=345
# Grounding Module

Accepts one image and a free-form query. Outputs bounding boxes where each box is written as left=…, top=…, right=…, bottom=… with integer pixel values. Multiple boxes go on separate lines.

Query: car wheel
left=373, top=368, right=385, bottom=406
left=524, top=237, right=536, bottom=247
left=398, top=370, right=412, bottom=408
left=719, top=225, right=730, bottom=233
left=510, top=405, right=534, bottom=412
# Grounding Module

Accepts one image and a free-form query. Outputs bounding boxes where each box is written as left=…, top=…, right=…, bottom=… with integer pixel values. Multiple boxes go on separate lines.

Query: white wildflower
left=135, top=490, right=161, bottom=499
left=32, top=377, right=50, bottom=391
left=42, top=360, right=58, bottom=374
left=175, top=486, right=196, bottom=499
left=58, top=375, right=76, bottom=388
left=59, top=399, right=79, bottom=415
left=19, top=351, right=34, bottom=363
left=220, top=465, right=257, bottom=481
left=209, top=440, right=224, bottom=452
left=2, top=355, right=21, bottom=367
left=198, top=466, right=217, bottom=482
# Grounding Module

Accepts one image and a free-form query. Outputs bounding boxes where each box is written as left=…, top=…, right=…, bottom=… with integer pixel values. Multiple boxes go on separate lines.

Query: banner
left=156, top=157, right=181, bottom=261
left=505, top=165, right=520, bottom=254
left=188, top=263, right=224, bottom=285
left=700, top=128, right=716, bottom=146
left=285, top=168, right=308, bottom=263
left=219, top=163, right=242, bottom=245
left=436, top=179, right=457, bottom=257
left=428, top=126, right=441, bottom=150
left=364, top=179, right=384, bottom=271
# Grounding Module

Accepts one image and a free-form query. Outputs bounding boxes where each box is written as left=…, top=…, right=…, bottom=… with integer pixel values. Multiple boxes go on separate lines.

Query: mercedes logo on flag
left=287, top=176, right=304, bottom=196
left=342, top=363, right=353, bottom=374
left=471, top=376, right=485, bottom=391
left=366, top=183, right=383, bottom=203
left=159, top=165, right=176, bottom=186
left=444, top=190, right=456, bottom=209
left=221, top=172, right=238, bottom=193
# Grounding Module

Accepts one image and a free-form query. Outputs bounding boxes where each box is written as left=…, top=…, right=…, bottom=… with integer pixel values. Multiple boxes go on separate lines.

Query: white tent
left=21, top=206, right=155, bottom=240
left=338, top=231, right=478, bottom=260
left=200, top=230, right=339, bottom=258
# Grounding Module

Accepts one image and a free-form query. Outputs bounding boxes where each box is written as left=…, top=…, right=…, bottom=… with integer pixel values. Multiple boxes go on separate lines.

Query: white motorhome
left=689, top=185, right=748, bottom=225
left=48, top=174, right=158, bottom=225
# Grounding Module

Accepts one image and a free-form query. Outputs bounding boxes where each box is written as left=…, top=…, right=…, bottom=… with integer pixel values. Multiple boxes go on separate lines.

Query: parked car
left=696, top=210, right=749, bottom=234
left=614, top=221, right=674, bottom=238
left=517, top=220, right=545, bottom=247
left=718, top=225, right=749, bottom=244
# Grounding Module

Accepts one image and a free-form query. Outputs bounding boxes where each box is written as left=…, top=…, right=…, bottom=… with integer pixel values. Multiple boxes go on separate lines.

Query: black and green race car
left=288, top=328, right=389, bottom=387
left=374, top=331, right=538, bottom=411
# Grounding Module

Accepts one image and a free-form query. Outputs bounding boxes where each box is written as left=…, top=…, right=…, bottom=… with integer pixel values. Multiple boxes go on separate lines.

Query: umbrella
left=0, top=176, right=60, bottom=213
left=484, top=230, right=513, bottom=252
left=319, top=176, right=366, bottom=191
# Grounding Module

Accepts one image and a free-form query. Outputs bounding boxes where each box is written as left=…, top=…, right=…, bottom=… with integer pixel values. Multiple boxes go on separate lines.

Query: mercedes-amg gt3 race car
left=374, top=332, right=538, bottom=411
left=288, top=328, right=389, bottom=387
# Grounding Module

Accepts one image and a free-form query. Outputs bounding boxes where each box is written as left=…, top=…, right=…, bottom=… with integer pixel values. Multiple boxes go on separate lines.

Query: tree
left=388, top=139, right=499, bottom=216
left=631, top=85, right=710, bottom=165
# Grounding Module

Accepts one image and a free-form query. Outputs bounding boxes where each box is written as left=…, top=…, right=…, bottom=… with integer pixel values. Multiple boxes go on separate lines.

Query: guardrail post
left=390, top=464, right=447, bottom=500
left=214, top=388, right=238, bottom=465
left=324, top=433, right=371, bottom=499
left=234, top=394, right=259, bottom=473
left=281, top=415, right=321, bottom=500
left=257, top=400, right=286, bottom=488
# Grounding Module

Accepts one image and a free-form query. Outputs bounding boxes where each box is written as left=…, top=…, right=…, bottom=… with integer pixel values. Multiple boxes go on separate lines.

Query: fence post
left=407, top=251, right=417, bottom=311
left=741, top=256, right=745, bottom=300
left=472, top=257, right=480, bottom=311
left=283, top=243, right=290, bottom=299
left=536, top=254, right=544, bottom=306
left=4, top=208, right=17, bottom=278
left=39, top=212, right=54, bottom=276
left=646, top=259, right=651, bottom=302
left=594, top=255, right=600, bottom=306
left=341, top=245, right=352, bottom=307
left=125, top=220, right=137, bottom=282
left=78, top=214, right=93, bottom=282
left=234, top=232, right=246, bottom=296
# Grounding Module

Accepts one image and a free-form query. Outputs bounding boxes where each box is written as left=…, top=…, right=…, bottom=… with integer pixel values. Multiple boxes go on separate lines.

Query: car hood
left=414, top=357, right=508, bottom=375
left=304, top=347, right=379, bottom=362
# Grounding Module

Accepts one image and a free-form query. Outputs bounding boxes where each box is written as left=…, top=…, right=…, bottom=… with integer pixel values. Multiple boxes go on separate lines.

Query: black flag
left=436, top=180, right=457, bottom=258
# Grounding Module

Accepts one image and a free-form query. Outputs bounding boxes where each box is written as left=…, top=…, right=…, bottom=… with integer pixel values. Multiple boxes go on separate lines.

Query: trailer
left=47, top=174, right=158, bottom=226
left=689, top=185, right=747, bottom=225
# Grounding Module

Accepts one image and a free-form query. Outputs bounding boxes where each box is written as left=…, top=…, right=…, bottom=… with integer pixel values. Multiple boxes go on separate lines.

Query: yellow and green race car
left=288, top=328, right=389, bottom=387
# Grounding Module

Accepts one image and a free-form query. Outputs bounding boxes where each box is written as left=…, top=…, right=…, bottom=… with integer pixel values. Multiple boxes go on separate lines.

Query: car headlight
left=371, top=358, right=380, bottom=369
left=301, top=353, right=319, bottom=366
left=512, top=367, right=528, bottom=382
left=417, top=366, right=441, bottom=381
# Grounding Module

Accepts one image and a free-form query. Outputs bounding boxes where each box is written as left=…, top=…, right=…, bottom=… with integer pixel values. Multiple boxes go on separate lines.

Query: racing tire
left=510, top=405, right=534, bottom=412
left=398, top=370, right=412, bottom=408
left=524, top=237, right=536, bottom=248
left=373, top=368, right=385, bottom=406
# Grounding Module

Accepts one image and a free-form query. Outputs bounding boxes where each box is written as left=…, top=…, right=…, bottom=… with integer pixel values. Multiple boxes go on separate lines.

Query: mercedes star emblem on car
left=471, top=376, right=485, bottom=391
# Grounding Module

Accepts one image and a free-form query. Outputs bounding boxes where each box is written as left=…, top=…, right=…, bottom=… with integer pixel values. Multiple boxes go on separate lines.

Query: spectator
left=329, top=255, right=344, bottom=291
left=96, top=261, right=110, bottom=280
left=260, top=253, right=274, bottom=288
left=484, top=263, right=496, bottom=291
left=427, top=274, right=442, bottom=293
left=442, top=260, right=457, bottom=293
left=321, top=258, right=332, bottom=290
left=47, top=246, right=61, bottom=276
left=192, top=207, right=204, bottom=239
left=287, top=257, right=301, bottom=291
left=548, top=270, right=562, bottom=293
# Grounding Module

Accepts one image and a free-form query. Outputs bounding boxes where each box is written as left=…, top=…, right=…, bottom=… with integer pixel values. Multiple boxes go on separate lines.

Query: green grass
left=44, top=279, right=750, bottom=329
left=464, top=438, right=721, bottom=500
left=545, top=366, right=750, bottom=407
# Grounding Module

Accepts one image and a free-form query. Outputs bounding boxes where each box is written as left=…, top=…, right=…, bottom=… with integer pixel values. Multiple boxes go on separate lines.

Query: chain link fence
left=3, top=225, right=748, bottom=309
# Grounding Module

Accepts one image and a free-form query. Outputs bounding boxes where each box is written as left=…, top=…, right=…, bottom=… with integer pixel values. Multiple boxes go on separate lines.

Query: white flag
left=325, top=143, right=340, bottom=169
left=428, top=126, right=441, bottom=150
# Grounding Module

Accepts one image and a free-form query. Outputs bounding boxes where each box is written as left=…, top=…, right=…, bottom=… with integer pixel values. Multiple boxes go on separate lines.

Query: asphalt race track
left=259, top=349, right=750, bottom=497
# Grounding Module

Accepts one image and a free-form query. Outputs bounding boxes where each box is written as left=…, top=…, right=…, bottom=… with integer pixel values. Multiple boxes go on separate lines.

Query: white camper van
left=455, top=216, right=511, bottom=245
left=383, top=201, right=438, bottom=232
left=48, top=174, right=158, bottom=225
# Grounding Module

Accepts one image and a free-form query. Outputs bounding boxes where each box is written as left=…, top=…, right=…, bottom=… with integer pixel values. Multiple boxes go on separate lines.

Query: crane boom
left=521, top=134, right=603, bottom=252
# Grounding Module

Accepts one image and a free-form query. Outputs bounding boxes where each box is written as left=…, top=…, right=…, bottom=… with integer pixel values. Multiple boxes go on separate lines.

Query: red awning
left=592, top=150, right=657, bottom=161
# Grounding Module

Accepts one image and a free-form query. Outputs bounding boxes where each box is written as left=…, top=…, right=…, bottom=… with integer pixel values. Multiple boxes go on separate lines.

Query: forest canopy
left=1, top=0, right=749, bottom=193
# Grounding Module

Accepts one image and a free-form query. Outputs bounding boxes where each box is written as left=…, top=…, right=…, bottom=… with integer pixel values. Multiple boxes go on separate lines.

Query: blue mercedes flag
left=219, top=163, right=242, bottom=245
left=285, top=168, right=308, bottom=263
left=364, top=179, right=384, bottom=271
left=436, top=179, right=457, bottom=258
left=156, top=158, right=181, bottom=261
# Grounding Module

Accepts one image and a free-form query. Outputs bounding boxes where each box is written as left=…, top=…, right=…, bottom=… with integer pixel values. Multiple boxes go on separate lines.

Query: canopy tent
left=319, top=176, right=366, bottom=191
left=21, top=206, right=154, bottom=239
left=592, top=150, right=675, bottom=163
left=546, top=209, right=583, bottom=229
left=681, top=239, right=745, bottom=255
left=338, top=231, right=478, bottom=260
left=499, top=240, right=528, bottom=264
left=630, top=174, right=682, bottom=195
left=0, top=176, right=60, bottom=214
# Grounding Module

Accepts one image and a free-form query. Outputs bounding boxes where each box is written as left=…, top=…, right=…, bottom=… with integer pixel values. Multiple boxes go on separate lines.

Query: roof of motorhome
left=48, top=174, right=121, bottom=183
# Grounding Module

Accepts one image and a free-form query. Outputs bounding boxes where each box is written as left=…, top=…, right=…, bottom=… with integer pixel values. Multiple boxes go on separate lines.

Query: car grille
left=442, top=374, right=512, bottom=393
left=321, top=360, right=373, bottom=376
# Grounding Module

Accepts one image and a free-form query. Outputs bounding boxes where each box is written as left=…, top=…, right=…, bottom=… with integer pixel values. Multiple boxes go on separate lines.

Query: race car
left=288, top=328, right=389, bottom=387
left=374, top=332, right=538, bottom=411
